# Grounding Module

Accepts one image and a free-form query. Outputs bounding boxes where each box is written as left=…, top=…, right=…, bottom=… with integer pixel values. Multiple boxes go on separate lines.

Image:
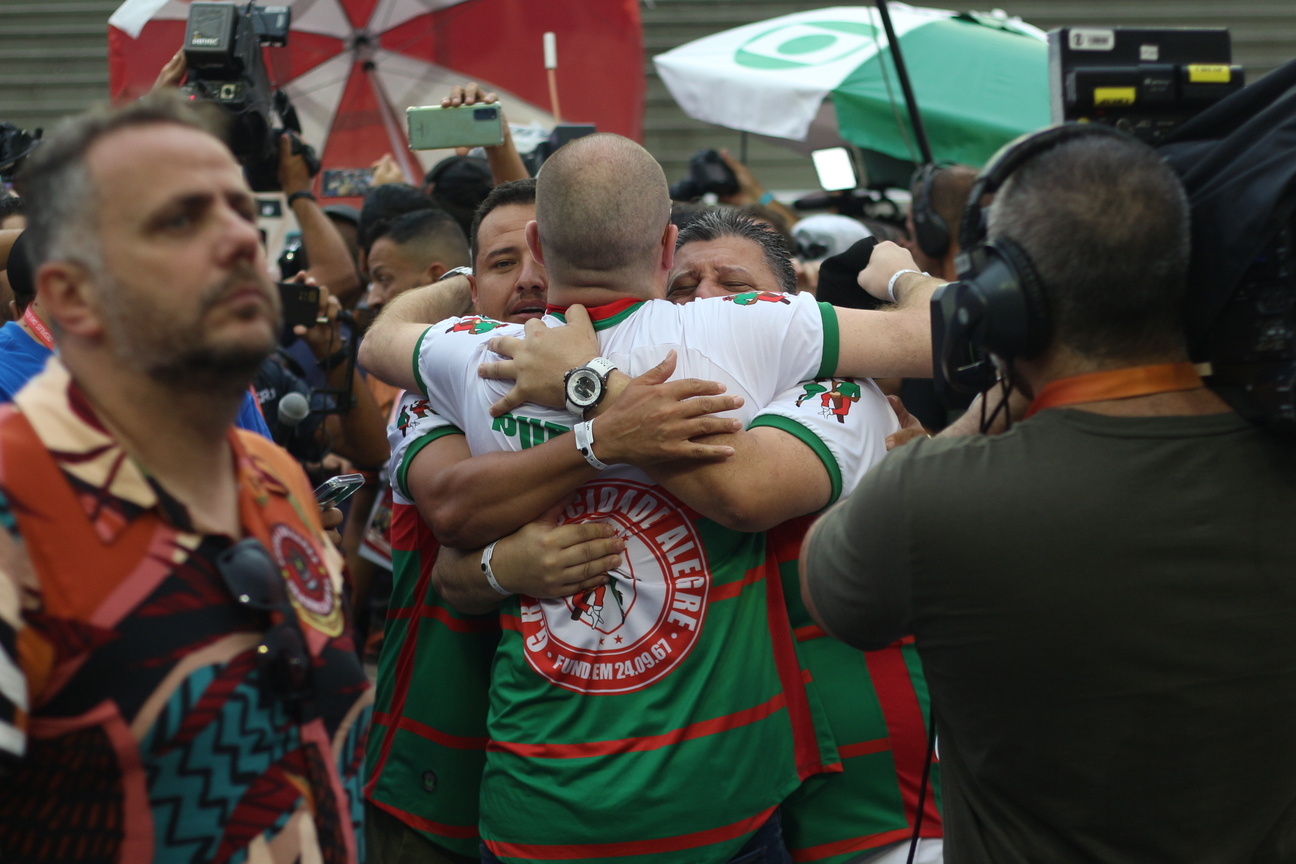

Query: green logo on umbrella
left=735, top=21, right=878, bottom=70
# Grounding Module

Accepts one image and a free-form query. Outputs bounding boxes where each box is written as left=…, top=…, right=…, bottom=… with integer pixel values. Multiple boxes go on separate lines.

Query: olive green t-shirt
left=806, top=408, right=1296, bottom=864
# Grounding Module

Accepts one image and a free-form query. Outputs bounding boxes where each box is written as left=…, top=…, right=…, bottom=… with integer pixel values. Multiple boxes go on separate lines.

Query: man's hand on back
left=479, top=305, right=603, bottom=416
left=593, top=352, right=741, bottom=465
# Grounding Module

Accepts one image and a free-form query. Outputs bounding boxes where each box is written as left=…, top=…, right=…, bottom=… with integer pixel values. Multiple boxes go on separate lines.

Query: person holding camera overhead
left=800, top=126, right=1296, bottom=864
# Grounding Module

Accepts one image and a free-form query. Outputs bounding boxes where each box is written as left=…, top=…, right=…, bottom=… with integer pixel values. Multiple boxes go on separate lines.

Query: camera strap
left=22, top=306, right=55, bottom=351
left=1025, top=362, right=1203, bottom=418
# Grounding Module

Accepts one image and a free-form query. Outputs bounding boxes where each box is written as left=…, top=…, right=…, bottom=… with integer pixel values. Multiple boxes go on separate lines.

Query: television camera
left=180, top=2, right=318, bottom=192
left=933, top=27, right=1296, bottom=435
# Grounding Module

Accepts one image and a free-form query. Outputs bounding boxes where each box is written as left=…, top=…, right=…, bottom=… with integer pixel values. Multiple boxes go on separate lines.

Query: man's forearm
left=431, top=545, right=502, bottom=614
left=836, top=274, right=942, bottom=379
left=412, top=432, right=597, bottom=550
left=358, top=277, right=472, bottom=391
left=646, top=427, right=831, bottom=533
left=293, top=198, right=361, bottom=304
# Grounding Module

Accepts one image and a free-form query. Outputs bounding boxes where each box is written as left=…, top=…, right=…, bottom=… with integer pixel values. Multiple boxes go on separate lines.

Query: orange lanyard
left=22, top=306, right=55, bottom=351
left=1025, top=362, right=1203, bottom=418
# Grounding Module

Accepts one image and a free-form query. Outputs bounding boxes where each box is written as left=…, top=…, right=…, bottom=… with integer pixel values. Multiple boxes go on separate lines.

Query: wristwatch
left=563, top=357, right=617, bottom=418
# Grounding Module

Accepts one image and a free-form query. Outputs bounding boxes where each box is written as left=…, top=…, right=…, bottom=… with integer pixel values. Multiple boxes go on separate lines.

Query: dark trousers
left=366, top=801, right=479, bottom=864
left=479, top=808, right=792, bottom=864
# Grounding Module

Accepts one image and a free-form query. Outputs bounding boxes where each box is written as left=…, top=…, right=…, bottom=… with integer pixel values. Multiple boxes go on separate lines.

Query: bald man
left=360, top=134, right=943, bottom=864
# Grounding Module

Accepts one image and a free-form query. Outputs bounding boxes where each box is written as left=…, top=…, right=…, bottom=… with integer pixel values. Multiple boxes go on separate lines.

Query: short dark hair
left=7, top=232, right=33, bottom=312
left=913, top=164, right=977, bottom=243
left=989, top=135, right=1190, bottom=359
left=359, top=183, right=434, bottom=253
left=470, top=178, right=536, bottom=266
left=0, top=195, right=24, bottom=225
left=371, top=207, right=470, bottom=270
left=676, top=208, right=797, bottom=293
left=425, top=156, right=494, bottom=237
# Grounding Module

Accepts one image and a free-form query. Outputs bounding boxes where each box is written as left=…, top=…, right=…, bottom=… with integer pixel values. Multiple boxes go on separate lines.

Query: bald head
left=535, top=134, right=671, bottom=285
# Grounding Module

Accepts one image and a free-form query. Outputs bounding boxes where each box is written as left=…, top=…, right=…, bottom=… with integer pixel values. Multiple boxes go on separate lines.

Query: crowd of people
left=0, top=61, right=1292, bottom=864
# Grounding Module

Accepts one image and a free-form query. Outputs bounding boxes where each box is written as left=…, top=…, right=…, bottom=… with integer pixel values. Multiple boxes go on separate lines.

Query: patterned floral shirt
left=0, top=361, right=371, bottom=863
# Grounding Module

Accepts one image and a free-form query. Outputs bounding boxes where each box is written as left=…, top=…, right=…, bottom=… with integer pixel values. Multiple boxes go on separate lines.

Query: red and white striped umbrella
left=107, top=0, right=644, bottom=189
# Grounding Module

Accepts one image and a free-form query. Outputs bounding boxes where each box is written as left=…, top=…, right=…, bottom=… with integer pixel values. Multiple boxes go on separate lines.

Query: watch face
left=568, top=369, right=600, bottom=407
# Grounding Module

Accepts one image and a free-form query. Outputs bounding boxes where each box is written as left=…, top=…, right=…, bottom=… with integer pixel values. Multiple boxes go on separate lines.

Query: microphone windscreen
left=278, top=391, right=310, bottom=427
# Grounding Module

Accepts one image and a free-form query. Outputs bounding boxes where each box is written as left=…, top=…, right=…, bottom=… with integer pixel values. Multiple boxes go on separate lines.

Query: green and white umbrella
left=654, top=3, right=1050, bottom=168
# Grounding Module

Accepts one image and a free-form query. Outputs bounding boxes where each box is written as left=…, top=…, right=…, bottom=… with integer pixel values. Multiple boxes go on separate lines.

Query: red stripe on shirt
left=794, top=624, right=827, bottom=642
left=485, top=805, right=778, bottom=860
left=368, top=796, right=480, bottom=840
left=708, top=563, right=765, bottom=602
left=371, top=710, right=491, bottom=750
left=386, top=604, right=501, bottom=633
left=364, top=511, right=441, bottom=799
left=488, top=692, right=787, bottom=759
left=864, top=647, right=943, bottom=836
left=763, top=545, right=829, bottom=779
left=790, top=826, right=916, bottom=862
left=837, top=737, right=891, bottom=760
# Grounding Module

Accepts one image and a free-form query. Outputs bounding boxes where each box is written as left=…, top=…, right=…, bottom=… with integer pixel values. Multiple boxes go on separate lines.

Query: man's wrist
left=286, top=189, right=316, bottom=206
left=582, top=371, right=631, bottom=420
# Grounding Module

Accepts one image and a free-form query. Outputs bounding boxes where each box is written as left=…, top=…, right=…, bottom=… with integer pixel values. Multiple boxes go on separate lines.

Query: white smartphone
left=812, top=147, right=858, bottom=191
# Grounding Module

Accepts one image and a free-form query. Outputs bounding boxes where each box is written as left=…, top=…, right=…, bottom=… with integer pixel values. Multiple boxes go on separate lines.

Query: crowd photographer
left=801, top=125, right=1296, bottom=863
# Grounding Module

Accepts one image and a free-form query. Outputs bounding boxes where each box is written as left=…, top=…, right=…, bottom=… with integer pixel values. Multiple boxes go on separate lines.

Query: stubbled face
left=87, top=122, right=278, bottom=391
left=472, top=203, right=547, bottom=323
left=667, top=236, right=782, bottom=303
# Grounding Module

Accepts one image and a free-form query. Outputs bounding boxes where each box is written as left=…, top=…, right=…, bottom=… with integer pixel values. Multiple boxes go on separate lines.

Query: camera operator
left=800, top=128, right=1296, bottom=862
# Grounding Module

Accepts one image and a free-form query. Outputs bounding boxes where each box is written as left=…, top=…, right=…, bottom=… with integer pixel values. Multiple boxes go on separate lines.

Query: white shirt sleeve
left=750, top=376, right=899, bottom=505
left=388, top=387, right=464, bottom=501
left=412, top=315, right=521, bottom=432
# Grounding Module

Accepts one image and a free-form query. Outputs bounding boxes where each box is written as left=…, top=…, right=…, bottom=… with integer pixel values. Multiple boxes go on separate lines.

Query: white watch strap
left=480, top=541, right=513, bottom=596
left=886, top=269, right=926, bottom=303
left=574, top=419, right=609, bottom=470
left=585, top=356, right=617, bottom=378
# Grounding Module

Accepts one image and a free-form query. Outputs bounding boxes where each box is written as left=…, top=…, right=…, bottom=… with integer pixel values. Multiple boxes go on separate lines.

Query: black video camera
left=669, top=149, right=739, bottom=202
left=0, top=123, right=41, bottom=183
left=181, top=2, right=318, bottom=191
left=1048, top=27, right=1243, bottom=145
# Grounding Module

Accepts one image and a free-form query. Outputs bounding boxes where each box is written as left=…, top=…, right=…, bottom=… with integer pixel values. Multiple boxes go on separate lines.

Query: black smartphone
left=277, top=281, right=320, bottom=332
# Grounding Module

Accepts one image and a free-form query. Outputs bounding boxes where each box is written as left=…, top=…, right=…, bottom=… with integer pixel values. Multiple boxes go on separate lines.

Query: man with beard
left=0, top=93, right=371, bottom=862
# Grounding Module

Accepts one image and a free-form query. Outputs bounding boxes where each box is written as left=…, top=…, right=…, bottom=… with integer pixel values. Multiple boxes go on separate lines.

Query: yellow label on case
left=1093, top=87, right=1136, bottom=106
left=1188, top=64, right=1232, bottom=83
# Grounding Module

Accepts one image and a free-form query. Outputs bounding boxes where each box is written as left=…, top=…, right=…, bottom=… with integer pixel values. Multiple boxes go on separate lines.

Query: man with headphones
left=907, top=163, right=977, bottom=283
left=800, top=124, right=1296, bottom=862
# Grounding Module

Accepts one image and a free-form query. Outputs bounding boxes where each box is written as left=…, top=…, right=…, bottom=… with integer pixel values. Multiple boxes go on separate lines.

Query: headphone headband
left=958, top=123, right=1136, bottom=252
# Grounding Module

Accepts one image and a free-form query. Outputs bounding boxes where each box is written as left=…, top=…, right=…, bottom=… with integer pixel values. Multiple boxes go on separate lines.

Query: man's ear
left=659, top=221, right=679, bottom=272
left=425, top=262, right=447, bottom=285
left=525, top=221, right=546, bottom=268
left=37, top=261, right=102, bottom=340
left=467, top=272, right=480, bottom=309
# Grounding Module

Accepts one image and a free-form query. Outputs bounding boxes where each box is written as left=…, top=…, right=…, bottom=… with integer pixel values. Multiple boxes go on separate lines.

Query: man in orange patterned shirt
left=0, top=92, right=370, bottom=862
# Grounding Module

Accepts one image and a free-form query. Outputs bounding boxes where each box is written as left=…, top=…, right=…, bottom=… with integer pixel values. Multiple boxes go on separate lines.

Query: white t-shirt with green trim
left=414, top=292, right=838, bottom=455
left=386, top=389, right=463, bottom=504
left=751, top=376, right=899, bottom=505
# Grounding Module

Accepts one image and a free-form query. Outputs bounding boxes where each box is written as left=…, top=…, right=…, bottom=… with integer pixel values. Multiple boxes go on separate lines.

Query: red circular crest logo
left=519, top=480, right=710, bottom=693
left=269, top=523, right=340, bottom=634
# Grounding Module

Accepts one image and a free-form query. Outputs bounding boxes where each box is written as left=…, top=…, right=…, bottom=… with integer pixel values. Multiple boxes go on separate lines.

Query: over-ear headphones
left=932, top=123, right=1139, bottom=401
left=910, top=162, right=951, bottom=260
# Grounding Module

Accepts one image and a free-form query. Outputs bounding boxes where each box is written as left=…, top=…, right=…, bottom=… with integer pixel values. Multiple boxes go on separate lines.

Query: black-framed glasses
left=215, top=537, right=316, bottom=710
